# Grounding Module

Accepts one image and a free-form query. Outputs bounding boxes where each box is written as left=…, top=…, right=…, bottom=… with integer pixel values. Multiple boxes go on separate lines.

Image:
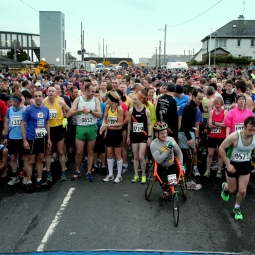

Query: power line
left=19, top=0, right=97, bottom=44
left=168, top=0, right=222, bottom=27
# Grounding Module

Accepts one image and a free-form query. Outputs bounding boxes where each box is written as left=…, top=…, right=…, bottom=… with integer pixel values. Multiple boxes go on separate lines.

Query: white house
left=201, top=15, right=255, bottom=60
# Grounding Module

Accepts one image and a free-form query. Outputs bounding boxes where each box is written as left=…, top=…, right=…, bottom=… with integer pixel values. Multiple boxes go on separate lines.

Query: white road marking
left=37, top=188, right=75, bottom=251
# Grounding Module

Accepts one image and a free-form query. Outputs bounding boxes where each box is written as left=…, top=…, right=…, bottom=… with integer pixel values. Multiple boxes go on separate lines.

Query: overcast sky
left=1, top=0, right=253, bottom=63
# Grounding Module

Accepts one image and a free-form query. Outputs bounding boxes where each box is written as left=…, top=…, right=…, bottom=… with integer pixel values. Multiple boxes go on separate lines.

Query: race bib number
left=235, top=124, right=244, bottom=132
left=11, top=116, right=22, bottom=126
left=211, top=127, right=221, bottom=134
left=35, top=128, right=47, bottom=138
left=49, top=109, right=57, bottom=119
left=108, top=116, right=117, bottom=125
left=133, top=122, right=143, bottom=133
left=167, top=174, right=177, bottom=185
left=81, top=114, right=92, bottom=124
left=234, top=152, right=250, bottom=161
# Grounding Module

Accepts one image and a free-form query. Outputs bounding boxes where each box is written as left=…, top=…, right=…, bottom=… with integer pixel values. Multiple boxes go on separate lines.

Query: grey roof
left=201, top=20, right=255, bottom=42
left=190, top=48, right=202, bottom=61
left=0, top=56, right=23, bottom=66
left=202, top=47, right=230, bottom=56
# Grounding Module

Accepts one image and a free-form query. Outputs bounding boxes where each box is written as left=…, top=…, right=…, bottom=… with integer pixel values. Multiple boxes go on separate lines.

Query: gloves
left=166, top=141, right=174, bottom=150
left=62, top=118, right=68, bottom=128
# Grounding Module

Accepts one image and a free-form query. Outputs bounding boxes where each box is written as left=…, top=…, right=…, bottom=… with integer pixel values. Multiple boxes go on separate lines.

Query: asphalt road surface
left=0, top=159, right=255, bottom=254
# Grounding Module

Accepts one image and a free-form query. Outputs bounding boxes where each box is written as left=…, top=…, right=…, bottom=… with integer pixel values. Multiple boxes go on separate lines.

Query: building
left=139, top=54, right=194, bottom=67
left=39, top=11, right=65, bottom=66
left=201, top=15, right=255, bottom=60
left=0, top=31, right=40, bottom=62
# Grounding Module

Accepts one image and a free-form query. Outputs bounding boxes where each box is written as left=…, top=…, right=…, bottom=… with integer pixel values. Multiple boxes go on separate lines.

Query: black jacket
left=156, top=94, right=178, bottom=133
left=179, top=100, right=197, bottom=140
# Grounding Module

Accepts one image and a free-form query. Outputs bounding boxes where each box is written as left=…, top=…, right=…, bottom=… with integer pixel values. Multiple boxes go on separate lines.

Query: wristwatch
left=89, top=109, right=93, bottom=114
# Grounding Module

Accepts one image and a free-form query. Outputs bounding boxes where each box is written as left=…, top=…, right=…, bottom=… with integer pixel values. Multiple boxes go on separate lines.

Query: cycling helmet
left=153, top=121, right=168, bottom=132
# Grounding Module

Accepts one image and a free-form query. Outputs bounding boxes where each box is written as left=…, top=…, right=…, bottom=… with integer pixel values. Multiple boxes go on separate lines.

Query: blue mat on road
left=0, top=250, right=238, bottom=255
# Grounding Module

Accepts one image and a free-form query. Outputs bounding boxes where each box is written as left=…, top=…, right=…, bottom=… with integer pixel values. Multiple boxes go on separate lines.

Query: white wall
left=202, top=38, right=255, bottom=59
left=39, top=11, right=65, bottom=66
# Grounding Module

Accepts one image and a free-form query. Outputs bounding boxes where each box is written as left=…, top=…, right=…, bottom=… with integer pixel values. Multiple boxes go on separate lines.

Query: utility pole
left=208, top=27, right=212, bottom=68
left=155, top=48, right=157, bottom=67
left=103, top=38, right=105, bottom=61
left=164, top=24, right=166, bottom=65
left=82, top=30, right=84, bottom=61
left=159, top=40, right=161, bottom=67
left=106, top=45, right=107, bottom=61
left=98, top=37, right=100, bottom=57
left=81, top=22, right=83, bottom=61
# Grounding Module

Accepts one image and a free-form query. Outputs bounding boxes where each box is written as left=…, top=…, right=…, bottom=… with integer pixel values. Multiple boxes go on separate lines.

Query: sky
left=1, top=0, right=254, bottom=63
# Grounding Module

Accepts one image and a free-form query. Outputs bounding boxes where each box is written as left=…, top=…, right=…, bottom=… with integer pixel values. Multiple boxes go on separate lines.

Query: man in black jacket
left=156, top=83, right=178, bottom=140
left=179, top=88, right=203, bottom=190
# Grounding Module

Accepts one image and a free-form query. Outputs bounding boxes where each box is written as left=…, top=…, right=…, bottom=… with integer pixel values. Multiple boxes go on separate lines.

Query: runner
left=3, top=92, right=26, bottom=185
left=20, top=90, right=51, bottom=192
left=67, top=83, right=101, bottom=182
left=100, top=91, right=124, bottom=183
left=219, top=116, right=255, bottom=220
left=43, top=86, right=70, bottom=181
left=127, top=93, right=151, bottom=183
left=204, top=97, right=227, bottom=178
left=225, top=94, right=253, bottom=136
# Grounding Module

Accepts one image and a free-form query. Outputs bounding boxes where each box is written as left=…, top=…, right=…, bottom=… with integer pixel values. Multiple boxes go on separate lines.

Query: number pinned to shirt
left=211, top=127, right=221, bottom=134
left=133, top=123, right=143, bottom=133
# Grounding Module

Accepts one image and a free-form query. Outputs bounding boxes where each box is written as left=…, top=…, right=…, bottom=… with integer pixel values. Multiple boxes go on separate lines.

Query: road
left=0, top=160, right=255, bottom=254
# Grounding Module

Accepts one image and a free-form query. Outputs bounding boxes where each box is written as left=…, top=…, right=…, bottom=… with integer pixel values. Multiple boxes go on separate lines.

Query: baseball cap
left=176, top=85, right=184, bottom=94
left=167, top=83, right=176, bottom=92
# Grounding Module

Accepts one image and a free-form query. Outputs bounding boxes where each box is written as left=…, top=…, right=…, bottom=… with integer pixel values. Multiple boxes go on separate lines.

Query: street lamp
left=214, top=31, right=218, bottom=67
left=56, top=58, right=60, bottom=63
left=159, top=24, right=167, bottom=66
left=155, top=47, right=158, bottom=67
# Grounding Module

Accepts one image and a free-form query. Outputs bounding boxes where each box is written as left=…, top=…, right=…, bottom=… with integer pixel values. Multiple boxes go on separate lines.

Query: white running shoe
left=113, top=176, right=122, bottom=183
left=187, top=180, right=202, bottom=190
left=8, top=177, right=20, bottom=186
left=103, top=175, right=114, bottom=182
left=193, top=169, right=200, bottom=176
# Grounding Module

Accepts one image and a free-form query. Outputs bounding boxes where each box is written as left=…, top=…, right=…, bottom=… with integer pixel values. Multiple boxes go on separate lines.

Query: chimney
left=238, top=15, right=244, bottom=20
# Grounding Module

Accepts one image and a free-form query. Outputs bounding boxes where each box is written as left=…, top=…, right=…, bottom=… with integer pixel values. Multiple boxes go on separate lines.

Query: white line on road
left=37, top=187, right=75, bottom=252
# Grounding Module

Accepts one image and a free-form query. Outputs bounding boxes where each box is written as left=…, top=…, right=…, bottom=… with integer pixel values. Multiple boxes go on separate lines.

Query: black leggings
left=158, top=164, right=177, bottom=191
left=181, top=148, right=193, bottom=181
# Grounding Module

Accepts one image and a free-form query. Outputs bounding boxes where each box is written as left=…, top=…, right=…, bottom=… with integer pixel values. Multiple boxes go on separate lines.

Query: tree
left=6, top=49, right=29, bottom=62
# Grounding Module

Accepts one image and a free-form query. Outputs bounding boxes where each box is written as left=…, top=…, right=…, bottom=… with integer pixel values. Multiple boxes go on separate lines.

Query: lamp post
left=159, top=24, right=167, bottom=66
left=214, top=31, right=218, bottom=67
left=155, top=47, right=158, bottom=67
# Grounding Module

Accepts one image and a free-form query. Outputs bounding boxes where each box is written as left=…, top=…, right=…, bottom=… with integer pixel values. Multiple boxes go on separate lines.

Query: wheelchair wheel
left=145, top=164, right=155, bottom=200
left=173, top=193, right=179, bottom=227
left=179, top=176, right=188, bottom=200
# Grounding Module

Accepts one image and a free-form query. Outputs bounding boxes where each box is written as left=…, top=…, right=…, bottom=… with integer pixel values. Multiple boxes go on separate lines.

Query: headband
left=12, top=97, right=22, bottom=102
left=108, top=93, right=119, bottom=103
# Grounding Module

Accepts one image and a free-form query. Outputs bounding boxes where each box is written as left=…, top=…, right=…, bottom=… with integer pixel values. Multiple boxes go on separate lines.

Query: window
left=11, top=34, right=17, bottom=47
left=216, top=39, right=226, bottom=47
left=62, top=18, right=64, bottom=26
left=237, top=39, right=241, bottom=47
left=6, top=34, right=11, bottom=47
left=28, top=36, right=31, bottom=47
left=0, top=34, right=6, bottom=47
left=62, top=30, right=64, bottom=47
left=18, top=35, right=22, bottom=47
left=23, top=35, right=27, bottom=47
left=251, top=40, right=255, bottom=47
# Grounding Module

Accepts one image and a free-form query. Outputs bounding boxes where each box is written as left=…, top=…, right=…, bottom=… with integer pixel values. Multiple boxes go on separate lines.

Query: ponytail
left=137, top=93, right=149, bottom=107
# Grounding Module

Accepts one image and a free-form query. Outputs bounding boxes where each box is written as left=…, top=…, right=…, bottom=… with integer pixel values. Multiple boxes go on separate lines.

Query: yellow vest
left=45, top=97, right=63, bottom=127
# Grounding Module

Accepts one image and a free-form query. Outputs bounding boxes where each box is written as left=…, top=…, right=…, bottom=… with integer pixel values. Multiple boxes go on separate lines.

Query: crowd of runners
left=1, top=64, right=255, bottom=220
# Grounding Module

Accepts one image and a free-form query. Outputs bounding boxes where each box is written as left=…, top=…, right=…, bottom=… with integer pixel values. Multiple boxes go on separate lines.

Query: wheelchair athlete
left=150, top=121, right=184, bottom=197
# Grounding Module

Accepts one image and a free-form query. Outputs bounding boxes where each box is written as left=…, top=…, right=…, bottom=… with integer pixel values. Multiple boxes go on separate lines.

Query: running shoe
left=203, top=169, right=210, bottom=177
left=193, top=169, right=200, bottom=176
left=26, top=183, right=34, bottom=193
left=71, top=171, right=81, bottom=181
left=113, top=176, right=122, bottom=183
left=61, top=171, right=67, bottom=181
left=221, top=182, right=229, bottom=201
left=8, top=177, right=20, bottom=186
left=216, top=171, right=222, bottom=178
left=141, top=175, right=146, bottom=184
left=186, top=180, right=202, bottom=190
left=86, top=172, right=94, bottom=182
left=46, top=172, right=52, bottom=182
left=103, top=175, right=114, bottom=182
left=122, top=165, right=128, bottom=173
left=131, top=175, right=140, bottom=183
left=18, top=170, right=26, bottom=178
left=35, top=180, right=43, bottom=188
left=22, top=177, right=28, bottom=185
left=233, top=207, right=243, bottom=220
